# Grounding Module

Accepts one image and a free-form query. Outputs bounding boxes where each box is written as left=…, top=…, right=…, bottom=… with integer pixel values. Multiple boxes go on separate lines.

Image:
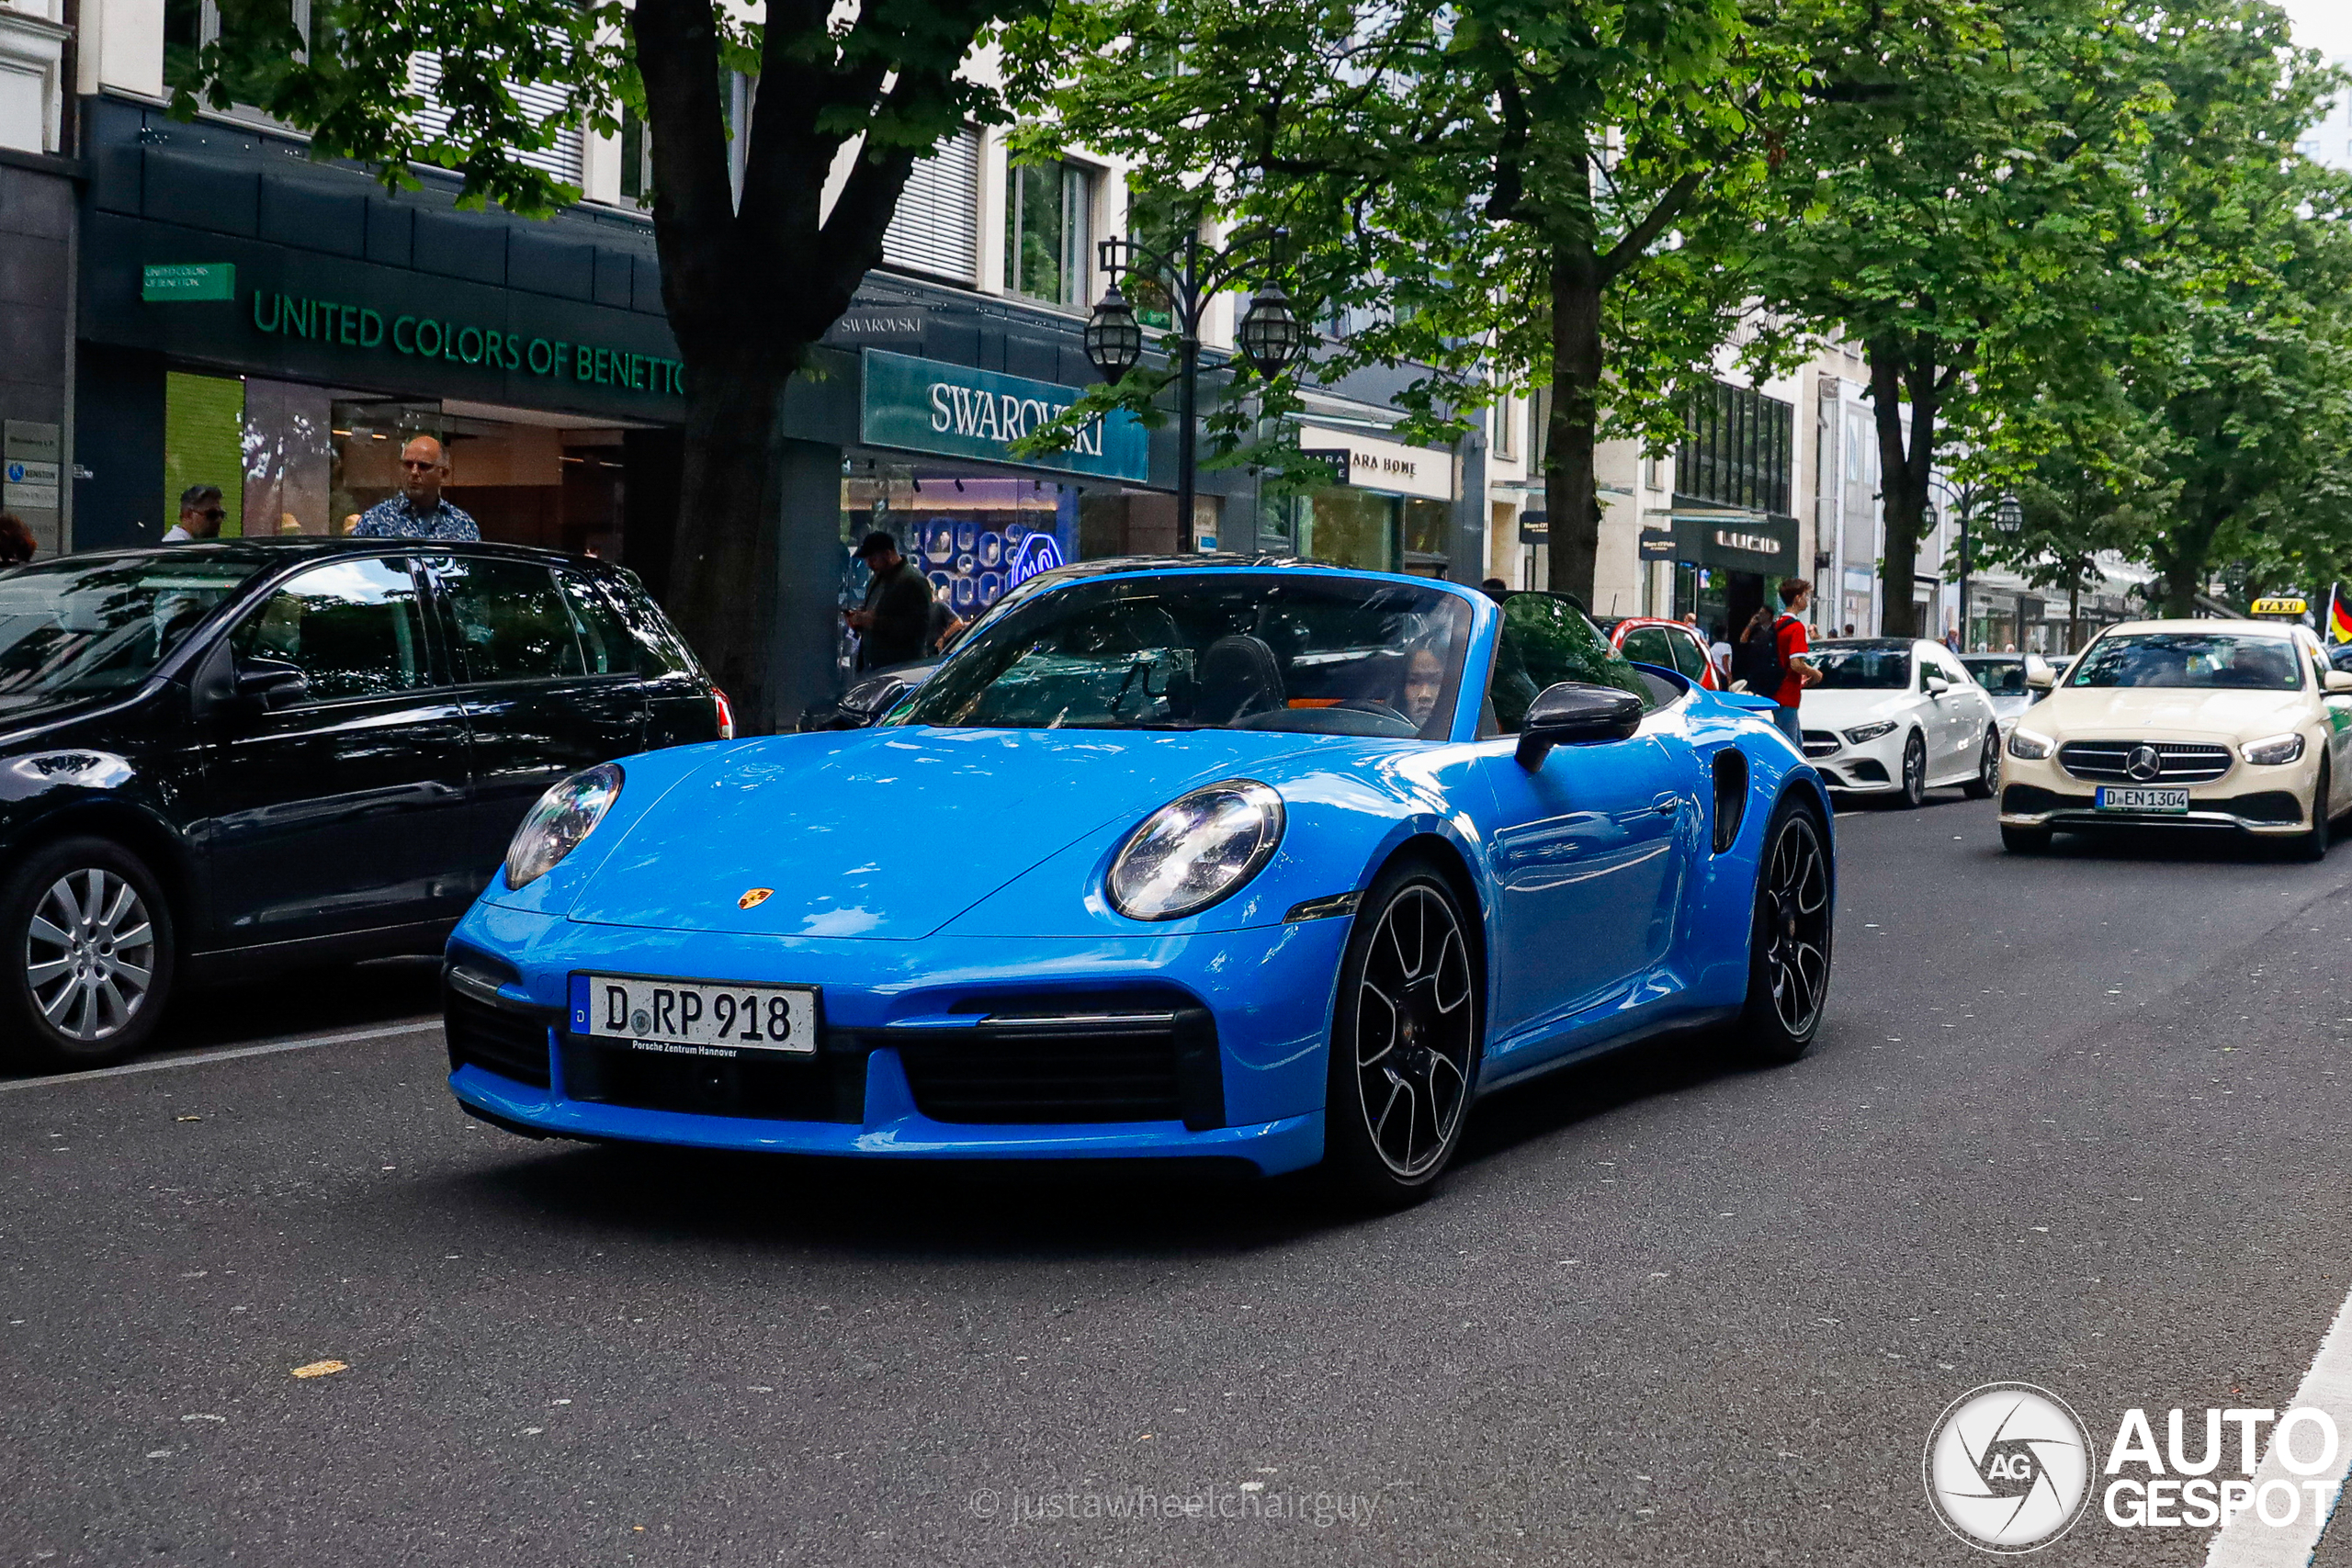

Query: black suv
left=0, top=539, right=729, bottom=1069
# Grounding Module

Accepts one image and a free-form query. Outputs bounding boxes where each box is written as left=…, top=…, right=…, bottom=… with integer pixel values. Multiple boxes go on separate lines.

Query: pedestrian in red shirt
left=1770, top=578, right=1820, bottom=746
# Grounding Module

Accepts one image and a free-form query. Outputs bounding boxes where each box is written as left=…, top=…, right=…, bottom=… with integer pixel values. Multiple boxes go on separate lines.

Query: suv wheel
left=0, top=838, right=175, bottom=1070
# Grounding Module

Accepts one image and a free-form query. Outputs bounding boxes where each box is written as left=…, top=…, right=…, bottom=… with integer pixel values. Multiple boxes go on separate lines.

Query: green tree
left=172, top=0, right=1042, bottom=728
left=1753, top=0, right=2157, bottom=637
left=1005, top=0, right=1805, bottom=605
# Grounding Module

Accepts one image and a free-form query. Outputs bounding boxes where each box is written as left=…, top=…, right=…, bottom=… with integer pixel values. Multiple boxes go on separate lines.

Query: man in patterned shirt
left=353, top=435, right=481, bottom=540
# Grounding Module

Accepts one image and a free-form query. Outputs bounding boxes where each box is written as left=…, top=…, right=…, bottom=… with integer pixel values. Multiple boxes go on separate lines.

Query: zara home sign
left=859, top=350, right=1148, bottom=482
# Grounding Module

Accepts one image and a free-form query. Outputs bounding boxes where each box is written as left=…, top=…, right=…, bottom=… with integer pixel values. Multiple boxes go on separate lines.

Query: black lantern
left=1083, top=285, right=1145, bottom=380
left=1994, top=494, right=2025, bottom=533
left=1236, top=285, right=1304, bottom=378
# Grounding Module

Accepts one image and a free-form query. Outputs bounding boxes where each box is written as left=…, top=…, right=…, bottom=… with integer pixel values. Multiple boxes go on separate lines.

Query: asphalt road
left=6, top=791, right=2352, bottom=1567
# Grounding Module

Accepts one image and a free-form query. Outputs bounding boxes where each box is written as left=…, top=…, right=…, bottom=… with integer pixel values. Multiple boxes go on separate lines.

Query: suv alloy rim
left=27, top=870, right=156, bottom=1042
left=1354, top=885, right=1476, bottom=1178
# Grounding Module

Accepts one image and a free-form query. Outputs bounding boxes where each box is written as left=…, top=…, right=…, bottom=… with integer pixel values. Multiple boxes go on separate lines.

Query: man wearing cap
left=845, top=531, right=933, bottom=671
left=354, top=435, right=480, bottom=540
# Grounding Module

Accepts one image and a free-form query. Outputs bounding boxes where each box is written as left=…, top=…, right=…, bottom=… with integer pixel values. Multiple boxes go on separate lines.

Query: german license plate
left=2095, top=785, right=2190, bottom=813
left=569, top=973, right=819, bottom=1056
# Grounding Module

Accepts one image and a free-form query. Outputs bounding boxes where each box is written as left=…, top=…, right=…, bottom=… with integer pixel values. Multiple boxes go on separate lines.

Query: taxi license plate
left=2095, top=785, right=2190, bottom=813
left=569, top=973, right=819, bottom=1056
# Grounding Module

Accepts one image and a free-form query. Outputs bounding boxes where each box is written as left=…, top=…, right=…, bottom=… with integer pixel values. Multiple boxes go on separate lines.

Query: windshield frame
left=2065, top=628, right=2308, bottom=694
left=0, top=550, right=275, bottom=716
left=889, top=567, right=1484, bottom=740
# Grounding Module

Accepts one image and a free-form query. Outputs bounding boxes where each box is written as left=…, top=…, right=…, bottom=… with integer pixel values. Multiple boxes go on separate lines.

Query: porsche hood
left=563, top=727, right=1329, bottom=939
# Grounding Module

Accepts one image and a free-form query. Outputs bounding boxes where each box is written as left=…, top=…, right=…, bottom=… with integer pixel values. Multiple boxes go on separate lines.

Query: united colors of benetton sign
left=859, top=350, right=1148, bottom=482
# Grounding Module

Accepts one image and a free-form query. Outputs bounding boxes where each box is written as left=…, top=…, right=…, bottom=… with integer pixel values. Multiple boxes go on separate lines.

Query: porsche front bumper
left=440, top=900, right=1350, bottom=1176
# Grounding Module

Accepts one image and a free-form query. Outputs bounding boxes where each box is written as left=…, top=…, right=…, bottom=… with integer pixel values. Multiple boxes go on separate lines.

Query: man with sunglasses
left=162, top=484, right=226, bottom=542
left=353, top=435, right=481, bottom=541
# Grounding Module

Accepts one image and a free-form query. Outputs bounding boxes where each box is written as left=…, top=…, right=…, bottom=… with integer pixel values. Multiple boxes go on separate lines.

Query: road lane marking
left=2205, top=1282, right=2352, bottom=1567
left=0, top=1020, right=440, bottom=1093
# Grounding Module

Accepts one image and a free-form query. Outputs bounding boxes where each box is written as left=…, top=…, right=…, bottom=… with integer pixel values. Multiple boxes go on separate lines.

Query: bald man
left=352, top=435, right=481, bottom=540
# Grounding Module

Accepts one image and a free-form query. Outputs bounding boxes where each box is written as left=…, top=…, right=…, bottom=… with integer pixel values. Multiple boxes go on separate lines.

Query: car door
left=425, top=554, right=650, bottom=889
left=194, top=554, right=477, bottom=947
left=1664, top=625, right=1717, bottom=689
left=570, top=568, right=723, bottom=751
left=1916, top=645, right=1962, bottom=773
left=1933, top=648, right=1990, bottom=768
left=1474, top=593, right=1696, bottom=1048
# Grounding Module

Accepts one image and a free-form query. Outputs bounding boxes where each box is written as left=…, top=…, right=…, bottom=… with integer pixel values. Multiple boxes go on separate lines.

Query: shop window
left=432, top=558, right=587, bottom=683
left=230, top=558, right=435, bottom=702
left=884, top=128, right=981, bottom=285
left=1401, top=498, right=1450, bottom=576
left=840, top=463, right=1072, bottom=619
left=619, top=106, right=652, bottom=205
left=164, top=372, right=245, bottom=537
left=1005, top=158, right=1096, bottom=309
left=242, top=378, right=334, bottom=537
left=413, top=51, right=583, bottom=186
left=1300, top=489, right=1392, bottom=573
left=164, top=0, right=308, bottom=107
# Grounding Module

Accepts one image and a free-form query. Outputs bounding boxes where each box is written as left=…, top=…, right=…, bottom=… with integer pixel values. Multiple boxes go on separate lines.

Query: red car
left=1603, top=615, right=1724, bottom=689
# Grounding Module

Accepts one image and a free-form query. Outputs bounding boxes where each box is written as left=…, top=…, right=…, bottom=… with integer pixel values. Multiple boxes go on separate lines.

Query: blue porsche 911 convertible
left=443, top=558, right=1833, bottom=1203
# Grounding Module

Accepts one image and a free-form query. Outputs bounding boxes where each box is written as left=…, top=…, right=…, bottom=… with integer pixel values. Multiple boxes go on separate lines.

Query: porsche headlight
left=1843, top=721, right=1897, bottom=744
left=2007, top=727, right=2056, bottom=761
left=1106, top=779, right=1285, bottom=921
left=2242, top=732, right=2305, bottom=766
left=504, top=763, right=623, bottom=890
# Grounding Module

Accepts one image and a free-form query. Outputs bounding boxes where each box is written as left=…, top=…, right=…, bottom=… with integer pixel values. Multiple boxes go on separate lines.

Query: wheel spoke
left=69, top=983, right=96, bottom=1038
left=111, top=958, right=153, bottom=990
left=1356, top=981, right=1400, bottom=1066
left=26, top=956, right=72, bottom=987
left=37, top=977, right=78, bottom=1022
left=1432, top=927, right=1471, bottom=1014
left=96, top=878, right=134, bottom=936
left=28, top=914, right=70, bottom=949
left=113, top=921, right=153, bottom=953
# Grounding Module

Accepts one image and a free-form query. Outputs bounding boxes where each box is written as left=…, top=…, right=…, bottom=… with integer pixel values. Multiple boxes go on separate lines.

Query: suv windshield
left=0, top=556, right=255, bottom=712
left=1812, top=643, right=1912, bottom=690
left=2069, top=632, right=2303, bottom=692
left=896, top=573, right=1474, bottom=739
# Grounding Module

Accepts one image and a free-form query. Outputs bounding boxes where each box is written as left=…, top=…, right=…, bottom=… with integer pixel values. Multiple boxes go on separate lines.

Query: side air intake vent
left=1712, top=750, right=1748, bottom=854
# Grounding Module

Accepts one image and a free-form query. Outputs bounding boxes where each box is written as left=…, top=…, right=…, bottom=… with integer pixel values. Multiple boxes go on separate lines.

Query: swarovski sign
left=861, top=350, right=1148, bottom=481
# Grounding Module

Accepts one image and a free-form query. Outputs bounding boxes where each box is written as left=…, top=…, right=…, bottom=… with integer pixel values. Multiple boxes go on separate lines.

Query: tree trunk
left=1544, top=243, right=1604, bottom=610
left=2155, top=510, right=2222, bottom=617
left=666, top=361, right=789, bottom=732
left=1864, top=334, right=1939, bottom=639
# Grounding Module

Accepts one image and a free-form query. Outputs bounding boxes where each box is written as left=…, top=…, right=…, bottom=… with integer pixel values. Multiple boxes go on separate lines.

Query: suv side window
left=601, top=572, right=692, bottom=677
left=1667, top=627, right=1713, bottom=681
left=229, top=557, right=435, bottom=701
left=1487, top=592, right=1654, bottom=733
left=554, top=570, right=639, bottom=676
left=432, top=558, right=587, bottom=683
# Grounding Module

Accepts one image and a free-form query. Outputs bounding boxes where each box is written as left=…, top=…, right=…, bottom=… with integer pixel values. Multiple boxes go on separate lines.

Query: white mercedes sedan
left=1998, top=619, right=2352, bottom=857
left=1796, top=638, right=2005, bottom=807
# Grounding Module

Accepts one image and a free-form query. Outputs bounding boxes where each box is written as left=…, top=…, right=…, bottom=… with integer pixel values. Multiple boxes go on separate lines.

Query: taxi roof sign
left=2250, top=596, right=2308, bottom=617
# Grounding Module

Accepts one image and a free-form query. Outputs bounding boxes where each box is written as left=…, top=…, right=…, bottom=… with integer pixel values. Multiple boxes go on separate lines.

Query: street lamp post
left=1083, top=231, right=1304, bottom=551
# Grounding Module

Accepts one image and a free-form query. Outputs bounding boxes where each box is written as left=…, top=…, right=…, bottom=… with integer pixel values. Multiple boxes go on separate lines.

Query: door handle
left=1653, top=795, right=1681, bottom=816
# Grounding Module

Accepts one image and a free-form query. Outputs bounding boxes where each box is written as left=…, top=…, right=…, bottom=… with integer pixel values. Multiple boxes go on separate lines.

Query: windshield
left=2068, top=632, right=2303, bottom=692
left=0, top=556, right=254, bottom=712
left=1812, top=644, right=1912, bottom=691
left=1963, top=657, right=2027, bottom=694
left=896, top=573, right=1475, bottom=739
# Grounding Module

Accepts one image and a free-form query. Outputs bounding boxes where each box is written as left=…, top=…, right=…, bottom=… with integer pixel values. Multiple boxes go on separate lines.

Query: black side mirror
left=233, top=659, right=309, bottom=710
left=1516, top=681, right=1645, bottom=768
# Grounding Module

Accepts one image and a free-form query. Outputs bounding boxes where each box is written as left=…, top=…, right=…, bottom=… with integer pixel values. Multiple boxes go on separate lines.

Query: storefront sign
left=1712, top=527, right=1783, bottom=558
left=1298, top=448, right=1351, bottom=487
left=1519, top=510, right=1546, bottom=544
left=142, top=263, right=235, bottom=301
left=1008, top=532, right=1066, bottom=588
left=1638, top=528, right=1677, bottom=560
left=247, top=288, right=686, bottom=398
left=4, top=459, right=61, bottom=511
left=1299, top=426, right=1453, bottom=501
left=859, top=350, right=1147, bottom=482
left=1662, top=510, right=1798, bottom=574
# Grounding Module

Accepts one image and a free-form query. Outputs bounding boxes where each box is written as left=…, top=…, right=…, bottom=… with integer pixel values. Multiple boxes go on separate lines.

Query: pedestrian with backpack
left=1752, top=578, right=1820, bottom=746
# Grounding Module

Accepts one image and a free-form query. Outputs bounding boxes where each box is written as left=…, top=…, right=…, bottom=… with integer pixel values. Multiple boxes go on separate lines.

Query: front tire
left=1737, top=801, right=1833, bottom=1065
left=1896, top=732, right=1928, bottom=808
left=1962, top=728, right=1998, bottom=799
left=0, top=837, right=175, bottom=1071
left=2289, top=758, right=2332, bottom=862
left=1322, top=859, right=1481, bottom=1207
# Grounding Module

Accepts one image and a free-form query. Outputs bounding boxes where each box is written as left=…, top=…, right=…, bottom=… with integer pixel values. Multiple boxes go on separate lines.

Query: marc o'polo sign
left=243, top=286, right=685, bottom=399
left=859, top=349, right=1148, bottom=481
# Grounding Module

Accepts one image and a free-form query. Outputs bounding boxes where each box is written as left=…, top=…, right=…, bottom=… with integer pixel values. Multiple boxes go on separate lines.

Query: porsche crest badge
left=738, top=887, right=774, bottom=909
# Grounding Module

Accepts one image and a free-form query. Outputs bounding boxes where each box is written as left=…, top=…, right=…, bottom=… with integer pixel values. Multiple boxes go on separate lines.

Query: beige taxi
left=1998, top=619, right=2352, bottom=858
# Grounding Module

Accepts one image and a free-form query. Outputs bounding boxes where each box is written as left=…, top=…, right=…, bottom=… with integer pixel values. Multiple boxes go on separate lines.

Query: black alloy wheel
left=1738, top=802, right=1833, bottom=1064
left=1963, top=729, right=1998, bottom=800
left=1897, top=731, right=1928, bottom=808
left=0, top=837, right=176, bottom=1070
left=1323, top=861, right=1480, bottom=1206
